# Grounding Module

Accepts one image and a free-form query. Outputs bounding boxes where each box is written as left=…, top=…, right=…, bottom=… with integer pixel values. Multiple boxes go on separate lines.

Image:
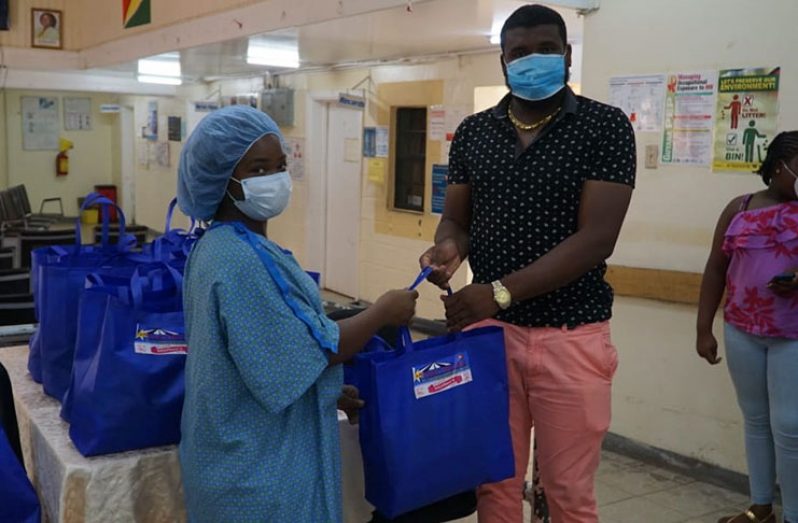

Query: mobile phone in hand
left=769, top=272, right=796, bottom=285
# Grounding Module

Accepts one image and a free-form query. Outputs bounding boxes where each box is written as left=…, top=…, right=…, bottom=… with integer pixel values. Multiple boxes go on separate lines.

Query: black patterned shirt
left=448, top=89, right=636, bottom=328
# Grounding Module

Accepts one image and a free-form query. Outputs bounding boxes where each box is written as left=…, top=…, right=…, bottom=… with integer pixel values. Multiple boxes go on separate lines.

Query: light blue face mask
left=227, top=170, right=292, bottom=221
left=506, top=53, right=566, bottom=101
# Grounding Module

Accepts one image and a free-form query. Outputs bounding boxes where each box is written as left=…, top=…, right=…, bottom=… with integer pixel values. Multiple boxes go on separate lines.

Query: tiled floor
left=455, top=450, right=774, bottom=523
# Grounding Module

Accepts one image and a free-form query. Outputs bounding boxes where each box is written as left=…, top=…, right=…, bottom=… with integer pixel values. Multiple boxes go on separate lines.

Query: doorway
left=306, top=92, right=363, bottom=299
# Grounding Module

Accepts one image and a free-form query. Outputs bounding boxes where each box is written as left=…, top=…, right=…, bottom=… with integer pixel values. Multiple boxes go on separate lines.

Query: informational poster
left=151, top=142, right=170, bottom=168
left=661, top=72, right=716, bottom=165
left=363, top=126, right=389, bottom=158
left=375, top=127, right=388, bottom=158
left=363, top=127, right=376, bottom=158
left=144, top=100, right=158, bottom=141
left=22, top=96, right=59, bottom=150
left=286, top=138, right=305, bottom=180
left=64, top=97, right=92, bottom=131
left=167, top=116, right=182, bottom=142
left=608, top=75, right=666, bottom=132
left=431, top=164, right=448, bottom=215
left=713, top=67, right=780, bottom=172
left=428, top=105, right=446, bottom=141
left=367, top=158, right=386, bottom=184
left=444, top=107, right=468, bottom=141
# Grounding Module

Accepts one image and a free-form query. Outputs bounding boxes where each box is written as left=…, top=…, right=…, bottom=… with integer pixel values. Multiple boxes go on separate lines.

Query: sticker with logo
left=412, top=352, right=472, bottom=399
left=134, top=325, right=187, bottom=355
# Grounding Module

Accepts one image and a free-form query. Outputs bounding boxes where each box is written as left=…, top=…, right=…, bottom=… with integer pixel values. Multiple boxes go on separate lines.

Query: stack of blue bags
left=29, top=193, right=196, bottom=457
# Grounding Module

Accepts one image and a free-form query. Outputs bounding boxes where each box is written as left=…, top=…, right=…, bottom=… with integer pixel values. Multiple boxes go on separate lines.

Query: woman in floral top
left=697, top=131, right=798, bottom=523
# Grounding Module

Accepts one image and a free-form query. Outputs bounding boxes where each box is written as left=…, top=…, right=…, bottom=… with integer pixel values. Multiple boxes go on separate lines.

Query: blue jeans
left=725, top=324, right=798, bottom=521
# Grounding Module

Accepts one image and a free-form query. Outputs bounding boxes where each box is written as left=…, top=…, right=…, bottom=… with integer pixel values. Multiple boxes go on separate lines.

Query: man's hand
left=442, top=283, right=499, bottom=332
left=337, top=385, right=364, bottom=425
left=419, top=238, right=463, bottom=290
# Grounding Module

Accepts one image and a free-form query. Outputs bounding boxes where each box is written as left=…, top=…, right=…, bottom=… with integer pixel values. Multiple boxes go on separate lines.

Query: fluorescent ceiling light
left=137, top=53, right=182, bottom=84
left=246, top=41, right=299, bottom=69
left=490, top=34, right=500, bottom=45
left=137, top=75, right=182, bottom=86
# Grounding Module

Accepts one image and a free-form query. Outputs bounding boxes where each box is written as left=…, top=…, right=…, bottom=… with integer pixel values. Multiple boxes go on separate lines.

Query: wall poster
left=713, top=67, right=780, bottom=172
left=661, top=72, right=716, bottom=165
left=22, top=96, right=59, bottom=150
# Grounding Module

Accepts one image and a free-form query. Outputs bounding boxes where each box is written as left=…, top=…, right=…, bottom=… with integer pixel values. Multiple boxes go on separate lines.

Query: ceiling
left=88, top=0, right=584, bottom=83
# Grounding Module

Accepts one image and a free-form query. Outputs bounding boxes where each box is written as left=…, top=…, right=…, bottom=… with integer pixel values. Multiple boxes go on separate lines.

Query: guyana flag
left=123, top=0, right=151, bottom=29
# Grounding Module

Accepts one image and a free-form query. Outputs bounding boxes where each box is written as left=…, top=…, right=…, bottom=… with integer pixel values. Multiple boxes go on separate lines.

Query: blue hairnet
left=177, top=105, right=285, bottom=221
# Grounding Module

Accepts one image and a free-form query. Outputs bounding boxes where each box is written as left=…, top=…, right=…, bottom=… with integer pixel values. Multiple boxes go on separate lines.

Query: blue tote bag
left=141, top=197, right=199, bottom=263
left=0, top=426, right=41, bottom=523
left=29, top=193, right=136, bottom=399
left=59, top=259, right=186, bottom=423
left=67, top=263, right=186, bottom=456
left=28, top=192, right=120, bottom=384
left=355, top=270, right=515, bottom=518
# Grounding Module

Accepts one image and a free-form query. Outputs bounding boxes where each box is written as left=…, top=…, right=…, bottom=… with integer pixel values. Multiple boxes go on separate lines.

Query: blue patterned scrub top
left=179, top=223, right=343, bottom=522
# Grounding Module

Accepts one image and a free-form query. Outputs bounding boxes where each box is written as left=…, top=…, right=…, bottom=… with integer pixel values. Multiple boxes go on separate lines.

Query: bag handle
left=129, top=263, right=183, bottom=307
left=164, top=197, right=196, bottom=234
left=75, top=192, right=130, bottom=251
left=398, top=267, right=453, bottom=353
left=86, top=264, right=182, bottom=306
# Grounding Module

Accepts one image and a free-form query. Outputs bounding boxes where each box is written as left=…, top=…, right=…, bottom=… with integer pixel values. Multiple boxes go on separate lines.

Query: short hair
left=758, top=131, right=798, bottom=184
left=500, top=4, right=567, bottom=50
left=41, top=13, right=57, bottom=27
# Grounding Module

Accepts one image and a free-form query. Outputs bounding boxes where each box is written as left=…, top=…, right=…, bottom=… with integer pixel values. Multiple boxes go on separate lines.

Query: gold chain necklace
left=507, top=105, right=561, bottom=132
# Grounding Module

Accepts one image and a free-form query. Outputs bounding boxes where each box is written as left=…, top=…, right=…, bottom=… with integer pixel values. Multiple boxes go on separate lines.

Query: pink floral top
left=723, top=196, right=798, bottom=339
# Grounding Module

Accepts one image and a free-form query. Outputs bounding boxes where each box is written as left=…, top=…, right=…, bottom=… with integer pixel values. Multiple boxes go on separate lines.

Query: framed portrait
left=31, top=8, right=63, bottom=49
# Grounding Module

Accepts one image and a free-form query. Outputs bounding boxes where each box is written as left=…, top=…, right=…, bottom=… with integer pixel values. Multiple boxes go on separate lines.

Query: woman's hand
left=375, top=289, right=419, bottom=327
left=696, top=330, right=722, bottom=365
left=337, top=385, right=364, bottom=425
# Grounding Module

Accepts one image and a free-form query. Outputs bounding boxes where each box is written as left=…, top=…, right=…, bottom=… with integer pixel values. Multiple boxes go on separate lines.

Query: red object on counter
left=93, top=185, right=118, bottom=222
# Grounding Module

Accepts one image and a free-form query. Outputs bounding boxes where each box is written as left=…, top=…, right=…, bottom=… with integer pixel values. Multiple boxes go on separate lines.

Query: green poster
left=713, top=67, right=780, bottom=172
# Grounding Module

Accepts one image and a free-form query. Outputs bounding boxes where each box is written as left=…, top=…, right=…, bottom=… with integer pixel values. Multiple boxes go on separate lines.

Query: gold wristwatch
left=491, top=280, right=512, bottom=310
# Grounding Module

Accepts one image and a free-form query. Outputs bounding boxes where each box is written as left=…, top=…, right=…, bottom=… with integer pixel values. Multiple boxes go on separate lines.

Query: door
left=120, top=107, right=136, bottom=222
left=323, top=103, right=362, bottom=298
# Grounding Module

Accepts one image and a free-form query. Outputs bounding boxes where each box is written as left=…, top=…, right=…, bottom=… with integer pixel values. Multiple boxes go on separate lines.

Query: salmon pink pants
left=473, top=320, right=618, bottom=523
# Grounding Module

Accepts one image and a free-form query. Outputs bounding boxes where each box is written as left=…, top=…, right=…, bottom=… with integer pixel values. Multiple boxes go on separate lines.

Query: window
left=392, top=107, right=427, bottom=213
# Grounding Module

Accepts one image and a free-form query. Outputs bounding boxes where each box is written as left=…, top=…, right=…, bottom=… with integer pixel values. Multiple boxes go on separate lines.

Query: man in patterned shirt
left=420, top=5, right=635, bottom=522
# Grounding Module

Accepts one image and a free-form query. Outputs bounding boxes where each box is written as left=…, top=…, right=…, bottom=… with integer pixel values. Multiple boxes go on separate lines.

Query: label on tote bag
left=412, top=352, right=473, bottom=399
left=134, top=325, right=188, bottom=355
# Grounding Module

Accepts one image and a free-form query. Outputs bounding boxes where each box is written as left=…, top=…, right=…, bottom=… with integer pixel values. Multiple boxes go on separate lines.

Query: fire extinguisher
left=56, top=138, right=74, bottom=177
left=56, top=150, right=69, bottom=176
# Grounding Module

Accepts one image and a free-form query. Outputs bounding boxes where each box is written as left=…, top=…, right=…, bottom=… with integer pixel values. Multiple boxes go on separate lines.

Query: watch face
left=496, top=289, right=511, bottom=307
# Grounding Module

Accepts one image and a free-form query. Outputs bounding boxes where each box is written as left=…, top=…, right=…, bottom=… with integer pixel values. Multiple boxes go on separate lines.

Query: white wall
left=582, top=0, right=798, bottom=473
left=585, top=0, right=798, bottom=273
left=1, top=90, right=120, bottom=216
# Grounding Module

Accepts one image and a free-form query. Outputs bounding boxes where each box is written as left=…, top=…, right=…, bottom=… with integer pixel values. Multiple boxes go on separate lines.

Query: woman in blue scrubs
left=177, top=105, right=418, bottom=522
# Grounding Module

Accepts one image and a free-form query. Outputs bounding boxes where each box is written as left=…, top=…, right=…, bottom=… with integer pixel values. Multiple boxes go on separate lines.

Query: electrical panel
left=260, top=89, right=294, bottom=127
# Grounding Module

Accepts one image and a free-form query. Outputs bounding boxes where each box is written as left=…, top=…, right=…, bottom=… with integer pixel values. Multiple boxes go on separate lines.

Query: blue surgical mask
left=227, top=170, right=292, bottom=221
left=506, top=53, right=566, bottom=101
